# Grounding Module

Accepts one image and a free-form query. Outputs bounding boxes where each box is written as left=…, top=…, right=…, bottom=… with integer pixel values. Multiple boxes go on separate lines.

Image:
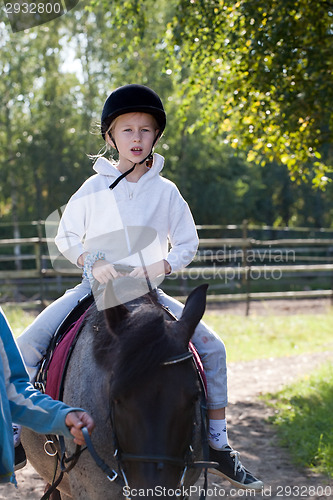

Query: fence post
left=36, top=220, right=46, bottom=308
left=242, top=219, right=251, bottom=316
left=329, top=245, right=333, bottom=307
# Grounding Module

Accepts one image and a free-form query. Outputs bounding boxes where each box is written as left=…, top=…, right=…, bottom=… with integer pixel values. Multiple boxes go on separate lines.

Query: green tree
left=0, top=15, right=89, bottom=224
left=165, top=0, right=333, bottom=184
left=1, top=0, right=333, bottom=232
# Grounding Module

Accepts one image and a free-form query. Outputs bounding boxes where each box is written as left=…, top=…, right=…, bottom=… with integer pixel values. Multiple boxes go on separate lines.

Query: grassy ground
left=3, top=304, right=333, bottom=478
left=203, top=311, right=333, bottom=362
left=263, top=362, right=333, bottom=478
left=2, top=305, right=37, bottom=337
left=204, top=310, right=333, bottom=479
left=4, top=305, right=333, bottom=361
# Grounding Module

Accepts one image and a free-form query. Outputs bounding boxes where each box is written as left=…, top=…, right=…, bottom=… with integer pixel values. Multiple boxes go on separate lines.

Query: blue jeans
left=17, top=280, right=228, bottom=408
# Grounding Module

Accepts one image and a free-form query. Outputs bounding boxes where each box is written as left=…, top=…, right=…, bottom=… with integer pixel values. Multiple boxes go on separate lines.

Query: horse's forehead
left=126, top=360, right=199, bottom=400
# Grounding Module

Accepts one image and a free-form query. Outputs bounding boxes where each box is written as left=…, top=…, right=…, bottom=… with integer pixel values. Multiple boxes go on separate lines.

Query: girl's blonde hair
left=88, top=118, right=118, bottom=163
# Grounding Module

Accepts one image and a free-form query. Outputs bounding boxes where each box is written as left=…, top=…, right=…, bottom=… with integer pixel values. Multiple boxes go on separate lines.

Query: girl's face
left=108, top=112, right=159, bottom=167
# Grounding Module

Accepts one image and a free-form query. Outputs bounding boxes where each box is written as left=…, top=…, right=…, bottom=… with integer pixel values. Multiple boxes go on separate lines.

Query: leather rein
left=41, top=306, right=217, bottom=499
left=80, top=349, right=217, bottom=500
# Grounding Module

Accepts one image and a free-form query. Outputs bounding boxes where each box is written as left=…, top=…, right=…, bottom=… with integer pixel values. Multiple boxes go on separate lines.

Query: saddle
left=35, top=293, right=94, bottom=399
left=35, top=292, right=207, bottom=401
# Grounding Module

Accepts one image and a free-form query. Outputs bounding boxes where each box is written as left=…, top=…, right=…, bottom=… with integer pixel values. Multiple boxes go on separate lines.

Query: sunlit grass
left=203, top=311, right=333, bottom=362
left=263, top=362, right=333, bottom=478
left=2, top=303, right=332, bottom=479
left=1, top=306, right=36, bottom=338
left=2, top=304, right=333, bottom=358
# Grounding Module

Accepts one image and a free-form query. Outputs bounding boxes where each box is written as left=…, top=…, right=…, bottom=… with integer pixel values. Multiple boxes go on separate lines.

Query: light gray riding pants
left=17, top=279, right=228, bottom=409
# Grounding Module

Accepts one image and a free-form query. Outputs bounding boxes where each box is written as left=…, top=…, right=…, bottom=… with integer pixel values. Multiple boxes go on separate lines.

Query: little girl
left=17, top=84, right=263, bottom=490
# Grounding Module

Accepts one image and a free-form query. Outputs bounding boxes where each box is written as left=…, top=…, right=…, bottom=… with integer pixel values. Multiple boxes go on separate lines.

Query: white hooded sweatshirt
left=55, top=153, right=199, bottom=273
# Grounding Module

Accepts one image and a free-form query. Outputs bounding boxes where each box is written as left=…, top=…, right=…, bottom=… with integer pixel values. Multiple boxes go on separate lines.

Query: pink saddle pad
left=189, top=341, right=207, bottom=396
left=45, top=310, right=88, bottom=400
left=44, top=312, right=207, bottom=402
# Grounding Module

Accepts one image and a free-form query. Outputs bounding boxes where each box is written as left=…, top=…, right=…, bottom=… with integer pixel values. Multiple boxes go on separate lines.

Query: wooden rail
left=0, top=222, right=333, bottom=313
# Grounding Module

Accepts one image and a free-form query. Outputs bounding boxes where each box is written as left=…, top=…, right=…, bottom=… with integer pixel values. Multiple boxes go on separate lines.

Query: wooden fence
left=0, top=221, right=333, bottom=312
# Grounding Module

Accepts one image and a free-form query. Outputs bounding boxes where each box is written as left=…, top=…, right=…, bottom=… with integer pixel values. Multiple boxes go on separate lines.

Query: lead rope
left=199, top=399, right=211, bottom=500
left=40, top=436, right=83, bottom=500
left=81, top=427, right=126, bottom=487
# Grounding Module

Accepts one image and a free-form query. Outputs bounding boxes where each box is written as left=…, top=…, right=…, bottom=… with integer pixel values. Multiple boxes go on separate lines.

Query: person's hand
left=92, top=260, right=120, bottom=284
left=65, top=411, right=95, bottom=446
left=129, top=260, right=170, bottom=280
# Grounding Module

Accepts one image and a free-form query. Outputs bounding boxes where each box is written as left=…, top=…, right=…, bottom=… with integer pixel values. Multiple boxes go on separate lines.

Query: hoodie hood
left=93, top=153, right=165, bottom=179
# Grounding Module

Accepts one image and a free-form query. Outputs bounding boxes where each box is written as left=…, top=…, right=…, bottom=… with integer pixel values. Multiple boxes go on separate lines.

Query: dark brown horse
left=22, top=284, right=210, bottom=499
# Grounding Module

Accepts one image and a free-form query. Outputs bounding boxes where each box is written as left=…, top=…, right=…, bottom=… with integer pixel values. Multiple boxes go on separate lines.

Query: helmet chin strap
left=108, top=133, right=158, bottom=190
left=109, top=162, right=137, bottom=190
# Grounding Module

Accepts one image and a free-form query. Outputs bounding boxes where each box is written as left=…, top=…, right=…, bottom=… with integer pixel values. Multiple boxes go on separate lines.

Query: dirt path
left=222, top=351, right=333, bottom=499
left=3, top=351, right=332, bottom=500
left=2, top=299, right=333, bottom=499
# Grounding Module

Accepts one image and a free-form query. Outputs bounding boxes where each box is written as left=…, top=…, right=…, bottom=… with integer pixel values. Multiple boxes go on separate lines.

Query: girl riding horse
left=16, top=84, right=263, bottom=491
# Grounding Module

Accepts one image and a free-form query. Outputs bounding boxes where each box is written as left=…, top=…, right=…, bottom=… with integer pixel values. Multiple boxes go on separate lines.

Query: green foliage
left=264, top=362, right=333, bottom=477
left=1, top=0, right=333, bottom=230
left=0, top=17, right=93, bottom=222
left=1, top=305, right=36, bottom=336
left=166, top=0, right=333, bottom=184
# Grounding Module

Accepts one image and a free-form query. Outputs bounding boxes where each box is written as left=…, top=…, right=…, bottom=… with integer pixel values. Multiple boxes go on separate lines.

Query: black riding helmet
left=101, top=84, right=166, bottom=141
left=101, top=84, right=166, bottom=190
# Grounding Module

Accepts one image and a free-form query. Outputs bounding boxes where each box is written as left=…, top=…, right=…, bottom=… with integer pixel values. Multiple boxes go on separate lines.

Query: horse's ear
left=178, top=284, right=208, bottom=343
left=104, top=304, right=129, bottom=335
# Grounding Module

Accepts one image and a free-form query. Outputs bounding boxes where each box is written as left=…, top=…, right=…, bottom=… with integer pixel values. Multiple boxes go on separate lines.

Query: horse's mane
left=91, top=299, right=182, bottom=397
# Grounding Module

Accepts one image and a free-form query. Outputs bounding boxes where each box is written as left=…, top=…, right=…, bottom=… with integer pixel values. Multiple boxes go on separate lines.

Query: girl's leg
left=156, top=288, right=263, bottom=490
left=156, top=288, right=228, bottom=409
left=17, top=279, right=91, bottom=381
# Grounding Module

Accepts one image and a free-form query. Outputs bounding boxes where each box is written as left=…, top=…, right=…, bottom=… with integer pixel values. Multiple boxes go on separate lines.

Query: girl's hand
left=65, top=411, right=95, bottom=446
left=92, top=260, right=120, bottom=284
left=129, top=260, right=170, bottom=280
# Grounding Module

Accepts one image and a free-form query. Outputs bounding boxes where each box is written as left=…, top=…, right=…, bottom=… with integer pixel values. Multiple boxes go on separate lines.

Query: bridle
left=82, top=350, right=218, bottom=499
left=115, top=352, right=197, bottom=470
left=41, top=350, right=217, bottom=500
